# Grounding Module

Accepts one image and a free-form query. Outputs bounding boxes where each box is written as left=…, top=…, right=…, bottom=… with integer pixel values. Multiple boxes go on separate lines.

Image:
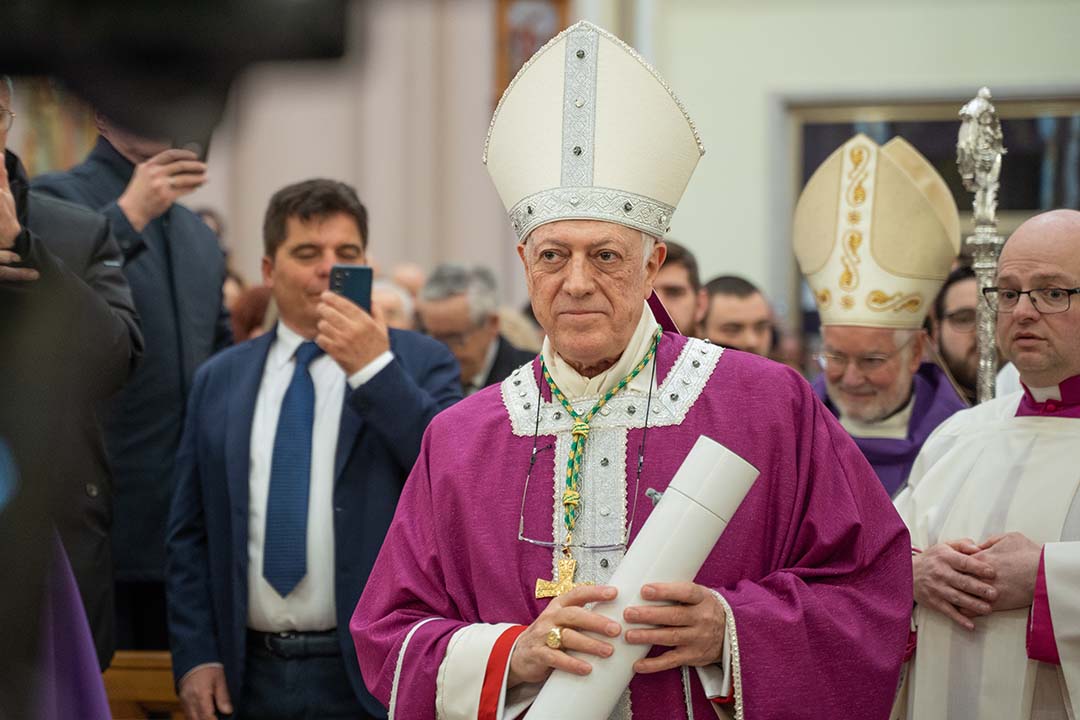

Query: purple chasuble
left=1016, top=373, right=1080, bottom=419
left=812, top=362, right=966, bottom=497
left=36, top=532, right=111, bottom=720
left=352, top=334, right=912, bottom=719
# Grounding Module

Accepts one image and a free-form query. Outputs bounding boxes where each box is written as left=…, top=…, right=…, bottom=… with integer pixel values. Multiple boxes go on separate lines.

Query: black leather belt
left=247, top=629, right=340, bottom=659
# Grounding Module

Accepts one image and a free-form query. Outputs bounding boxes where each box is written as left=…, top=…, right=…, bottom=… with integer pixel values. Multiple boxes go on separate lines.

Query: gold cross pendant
left=535, top=556, right=580, bottom=598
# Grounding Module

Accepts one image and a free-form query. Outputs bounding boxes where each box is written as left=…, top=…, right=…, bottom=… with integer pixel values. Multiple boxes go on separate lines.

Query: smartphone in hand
left=329, top=264, right=373, bottom=313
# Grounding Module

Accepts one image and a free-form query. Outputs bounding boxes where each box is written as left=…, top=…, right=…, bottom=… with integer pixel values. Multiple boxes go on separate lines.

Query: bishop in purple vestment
left=350, top=21, right=911, bottom=719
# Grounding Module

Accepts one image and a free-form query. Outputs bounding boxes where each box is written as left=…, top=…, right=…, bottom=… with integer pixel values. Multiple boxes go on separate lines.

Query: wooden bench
left=102, top=650, right=184, bottom=720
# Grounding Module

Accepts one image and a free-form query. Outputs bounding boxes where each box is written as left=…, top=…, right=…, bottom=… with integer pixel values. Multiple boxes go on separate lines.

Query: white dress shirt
left=247, top=322, right=392, bottom=632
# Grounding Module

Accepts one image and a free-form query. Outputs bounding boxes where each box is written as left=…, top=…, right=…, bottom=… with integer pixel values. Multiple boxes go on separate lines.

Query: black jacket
left=483, top=334, right=535, bottom=388
left=3, top=149, right=143, bottom=669
left=33, top=137, right=232, bottom=583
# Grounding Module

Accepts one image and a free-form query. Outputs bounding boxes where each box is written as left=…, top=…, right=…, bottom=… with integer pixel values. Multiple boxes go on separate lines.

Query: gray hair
left=372, top=278, right=414, bottom=319
left=1, top=75, right=12, bottom=102
left=421, top=264, right=499, bottom=326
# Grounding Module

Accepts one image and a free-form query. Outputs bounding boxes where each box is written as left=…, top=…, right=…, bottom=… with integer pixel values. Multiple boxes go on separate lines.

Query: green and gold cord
left=539, top=328, right=661, bottom=553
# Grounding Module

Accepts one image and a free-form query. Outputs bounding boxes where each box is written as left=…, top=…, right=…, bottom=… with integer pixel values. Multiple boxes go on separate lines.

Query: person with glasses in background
left=795, top=134, right=967, bottom=497
left=930, top=265, right=988, bottom=404
left=893, top=209, right=1080, bottom=720
left=417, top=264, right=534, bottom=396
left=351, top=24, right=912, bottom=720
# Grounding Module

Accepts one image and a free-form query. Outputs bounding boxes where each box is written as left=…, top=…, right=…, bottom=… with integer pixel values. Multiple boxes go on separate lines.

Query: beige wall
left=189, top=0, right=1080, bottom=319
left=188, top=0, right=518, bottom=301
left=655, top=0, right=1080, bottom=324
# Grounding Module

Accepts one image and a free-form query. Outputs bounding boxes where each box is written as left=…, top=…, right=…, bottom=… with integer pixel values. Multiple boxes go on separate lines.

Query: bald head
left=995, top=209, right=1080, bottom=387
left=1000, top=209, right=1080, bottom=270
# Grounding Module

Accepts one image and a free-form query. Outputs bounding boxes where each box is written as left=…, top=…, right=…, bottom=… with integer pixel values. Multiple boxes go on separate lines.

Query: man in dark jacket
left=33, top=113, right=232, bottom=650
left=1, top=75, right=143, bottom=670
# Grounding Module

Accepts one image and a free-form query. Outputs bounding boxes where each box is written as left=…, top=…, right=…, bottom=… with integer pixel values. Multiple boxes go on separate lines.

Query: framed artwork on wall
left=495, top=0, right=569, bottom=107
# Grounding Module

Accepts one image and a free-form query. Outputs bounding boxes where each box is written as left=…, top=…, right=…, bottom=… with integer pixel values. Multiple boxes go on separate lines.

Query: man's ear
left=694, top=288, right=708, bottom=324
left=911, top=331, right=929, bottom=371
left=644, top=241, right=667, bottom=297
left=516, top=241, right=533, bottom=294
left=261, top=255, right=274, bottom=288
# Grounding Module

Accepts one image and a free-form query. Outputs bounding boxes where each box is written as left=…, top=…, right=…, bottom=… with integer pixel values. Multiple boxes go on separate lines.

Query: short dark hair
left=263, top=179, right=369, bottom=257
left=661, top=239, right=701, bottom=291
left=704, top=274, right=762, bottom=299
left=933, top=265, right=976, bottom=323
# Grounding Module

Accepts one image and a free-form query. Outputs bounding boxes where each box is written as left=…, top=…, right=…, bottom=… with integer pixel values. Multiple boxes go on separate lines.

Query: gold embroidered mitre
left=483, top=21, right=704, bottom=241
left=793, top=134, right=960, bottom=329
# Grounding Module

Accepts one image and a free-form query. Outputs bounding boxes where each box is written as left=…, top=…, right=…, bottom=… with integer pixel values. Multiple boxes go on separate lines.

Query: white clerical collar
left=1026, top=384, right=1063, bottom=403
left=840, top=391, right=915, bottom=440
left=542, top=302, right=660, bottom=401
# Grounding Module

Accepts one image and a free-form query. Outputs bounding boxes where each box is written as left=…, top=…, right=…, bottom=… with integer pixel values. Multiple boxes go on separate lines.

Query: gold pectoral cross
left=535, top=556, right=581, bottom=598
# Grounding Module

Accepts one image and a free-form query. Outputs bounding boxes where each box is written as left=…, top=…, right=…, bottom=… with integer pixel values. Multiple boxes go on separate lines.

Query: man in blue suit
left=166, top=179, right=462, bottom=720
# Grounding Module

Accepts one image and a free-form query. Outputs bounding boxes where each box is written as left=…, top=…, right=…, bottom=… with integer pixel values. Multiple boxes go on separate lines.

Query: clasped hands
left=913, top=531, right=1041, bottom=630
left=508, top=582, right=726, bottom=688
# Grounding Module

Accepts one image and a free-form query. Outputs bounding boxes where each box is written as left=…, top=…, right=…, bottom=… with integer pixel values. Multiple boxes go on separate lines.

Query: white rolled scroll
left=525, top=435, right=759, bottom=720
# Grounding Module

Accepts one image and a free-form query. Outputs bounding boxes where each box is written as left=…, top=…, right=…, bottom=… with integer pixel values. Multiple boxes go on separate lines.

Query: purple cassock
left=812, top=362, right=966, bottom=497
left=37, top=532, right=111, bottom=720
left=351, top=333, right=912, bottom=719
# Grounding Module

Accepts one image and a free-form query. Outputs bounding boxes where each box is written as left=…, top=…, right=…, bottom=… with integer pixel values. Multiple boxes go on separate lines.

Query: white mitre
left=793, top=134, right=960, bottom=329
left=483, top=20, right=704, bottom=241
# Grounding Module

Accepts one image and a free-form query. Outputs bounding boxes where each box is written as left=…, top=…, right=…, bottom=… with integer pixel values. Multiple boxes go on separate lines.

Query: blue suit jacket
left=166, top=327, right=461, bottom=716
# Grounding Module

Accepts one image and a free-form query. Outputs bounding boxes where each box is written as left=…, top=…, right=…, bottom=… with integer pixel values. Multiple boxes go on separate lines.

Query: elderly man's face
left=821, top=325, right=923, bottom=423
left=418, top=294, right=498, bottom=383
left=995, top=210, right=1080, bottom=387
left=654, top=263, right=704, bottom=336
left=518, top=220, right=663, bottom=376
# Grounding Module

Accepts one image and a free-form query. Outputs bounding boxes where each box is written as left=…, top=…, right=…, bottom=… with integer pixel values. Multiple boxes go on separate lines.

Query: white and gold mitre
left=483, top=21, right=704, bottom=241
left=793, top=134, right=961, bottom=329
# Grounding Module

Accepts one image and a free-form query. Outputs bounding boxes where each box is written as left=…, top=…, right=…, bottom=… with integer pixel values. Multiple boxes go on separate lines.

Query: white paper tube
left=525, top=435, right=759, bottom=720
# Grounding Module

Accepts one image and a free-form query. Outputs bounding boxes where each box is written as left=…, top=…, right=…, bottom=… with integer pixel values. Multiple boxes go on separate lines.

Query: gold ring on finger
left=545, top=626, right=564, bottom=650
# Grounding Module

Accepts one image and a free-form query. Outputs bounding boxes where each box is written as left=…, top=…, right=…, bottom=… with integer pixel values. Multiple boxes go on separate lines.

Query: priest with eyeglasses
left=894, top=209, right=1080, bottom=720
left=794, top=134, right=968, bottom=497
left=350, top=22, right=912, bottom=720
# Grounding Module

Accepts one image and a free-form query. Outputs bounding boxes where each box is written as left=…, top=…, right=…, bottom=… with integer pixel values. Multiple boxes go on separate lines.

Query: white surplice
left=894, top=391, right=1080, bottom=720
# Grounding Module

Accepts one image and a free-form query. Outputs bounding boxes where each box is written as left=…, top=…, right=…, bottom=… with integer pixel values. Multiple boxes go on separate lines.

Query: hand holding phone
left=318, top=264, right=387, bottom=375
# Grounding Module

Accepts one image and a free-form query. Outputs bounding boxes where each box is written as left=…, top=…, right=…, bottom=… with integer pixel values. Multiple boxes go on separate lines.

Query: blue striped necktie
left=263, top=340, right=324, bottom=597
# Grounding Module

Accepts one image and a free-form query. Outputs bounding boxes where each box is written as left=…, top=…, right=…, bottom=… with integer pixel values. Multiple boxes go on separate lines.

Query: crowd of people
left=1, top=16, right=1078, bottom=720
